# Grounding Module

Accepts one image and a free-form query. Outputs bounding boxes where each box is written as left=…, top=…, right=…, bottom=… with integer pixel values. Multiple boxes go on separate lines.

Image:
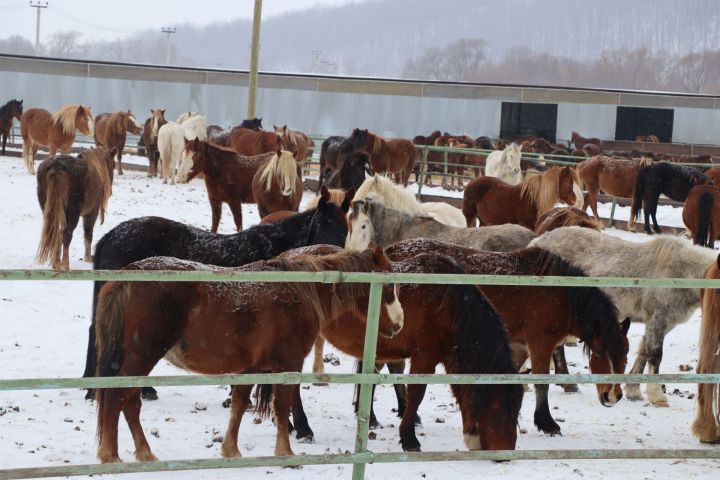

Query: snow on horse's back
left=486, top=143, right=522, bottom=185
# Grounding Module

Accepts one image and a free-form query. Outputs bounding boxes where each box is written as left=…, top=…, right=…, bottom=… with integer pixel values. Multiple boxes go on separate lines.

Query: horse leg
left=117, top=148, right=123, bottom=175
left=399, top=358, right=435, bottom=451
left=552, top=345, right=578, bottom=393
left=96, top=387, right=126, bottom=463
left=625, top=335, right=647, bottom=401
left=648, top=195, right=661, bottom=233
left=123, top=392, right=157, bottom=462
left=529, top=344, right=561, bottom=435
left=291, top=385, right=314, bottom=443
left=59, top=210, right=80, bottom=271
left=220, top=384, right=252, bottom=458
left=2, top=132, right=6, bottom=155
left=644, top=312, right=670, bottom=406
left=228, top=200, right=244, bottom=232
left=82, top=209, right=99, bottom=263
left=311, top=336, right=327, bottom=382
left=352, top=360, right=380, bottom=429
left=272, top=384, right=295, bottom=456
left=209, top=197, right=222, bottom=234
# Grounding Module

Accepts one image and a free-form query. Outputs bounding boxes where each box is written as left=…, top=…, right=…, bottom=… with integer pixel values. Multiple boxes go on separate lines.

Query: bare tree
left=46, top=31, right=83, bottom=58
left=0, top=35, right=35, bottom=56
left=402, top=38, right=486, bottom=81
left=673, top=51, right=715, bottom=93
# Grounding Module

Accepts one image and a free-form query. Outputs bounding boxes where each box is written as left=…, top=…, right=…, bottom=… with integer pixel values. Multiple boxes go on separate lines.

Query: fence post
left=416, top=148, right=428, bottom=199
left=351, top=281, right=384, bottom=480
left=442, top=149, right=449, bottom=188
left=607, top=198, right=617, bottom=228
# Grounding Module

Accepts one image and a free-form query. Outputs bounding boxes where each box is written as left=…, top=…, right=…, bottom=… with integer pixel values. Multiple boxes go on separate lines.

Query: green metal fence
left=2, top=268, right=720, bottom=479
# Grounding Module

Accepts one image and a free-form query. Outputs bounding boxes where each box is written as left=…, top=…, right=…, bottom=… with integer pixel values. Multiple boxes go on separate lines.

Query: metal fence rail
left=1, top=268, right=720, bottom=479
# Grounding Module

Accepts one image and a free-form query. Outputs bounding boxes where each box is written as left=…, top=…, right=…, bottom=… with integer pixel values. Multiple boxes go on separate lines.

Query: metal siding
left=672, top=107, right=720, bottom=144
left=556, top=103, right=617, bottom=143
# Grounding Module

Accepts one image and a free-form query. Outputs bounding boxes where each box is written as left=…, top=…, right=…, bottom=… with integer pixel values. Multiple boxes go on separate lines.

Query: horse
left=322, top=148, right=370, bottom=192
left=683, top=185, right=720, bottom=248
left=259, top=210, right=298, bottom=224
left=251, top=150, right=303, bottom=218
left=273, top=125, right=314, bottom=165
left=227, top=127, right=282, bottom=157
left=183, top=138, right=274, bottom=232
left=0, top=99, right=22, bottom=155
left=636, top=134, right=660, bottom=143
left=81, top=186, right=352, bottom=401
left=158, top=115, right=208, bottom=184
left=691, top=255, right=720, bottom=443
left=354, top=174, right=466, bottom=227
left=412, top=130, right=443, bottom=184
left=240, top=117, right=263, bottom=131
left=571, top=131, right=602, bottom=149
left=532, top=226, right=717, bottom=406
left=577, top=155, right=653, bottom=230
left=20, top=104, right=94, bottom=175
left=431, top=133, right=476, bottom=188
left=582, top=143, right=602, bottom=157
left=93, top=246, right=402, bottom=463
left=142, top=109, right=167, bottom=177
left=485, top=143, right=522, bottom=185
left=35, top=147, right=115, bottom=271
left=346, top=198, right=536, bottom=252
left=462, top=166, right=583, bottom=229
left=318, top=136, right=347, bottom=191
left=304, top=187, right=351, bottom=210
left=175, top=111, right=198, bottom=124
left=702, top=167, right=720, bottom=188
left=632, top=162, right=712, bottom=234
left=93, top=111, right=143, bottom=175
left=343, top=128, right=417, bottom=187
left=534, top=206, right=603, bottom=235
left=386, top=238, right=630, bottom=436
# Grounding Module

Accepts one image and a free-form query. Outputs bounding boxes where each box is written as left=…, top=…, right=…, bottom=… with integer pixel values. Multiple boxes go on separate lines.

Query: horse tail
left=94, top=280, right=130, bottom=446
left=36, top=164, right=69, bottom=267
left=254, top=384, right=274, bottom=420
left=632, top=167, right=647, bottom=221
left=697, top=191, right=714, bottom=247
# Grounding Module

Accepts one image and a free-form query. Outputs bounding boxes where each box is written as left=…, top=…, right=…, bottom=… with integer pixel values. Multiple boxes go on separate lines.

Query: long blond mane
left=353, top=174, right=425, bottom=215
left=521, top=167, right=581, bottom=214
left=51, top=104, right=89, bottom=135
left=370, top=132, right=386, bottom=156
left=259, top=150, right=298, bottom=196
left=80, top=148, right=113, bottom=223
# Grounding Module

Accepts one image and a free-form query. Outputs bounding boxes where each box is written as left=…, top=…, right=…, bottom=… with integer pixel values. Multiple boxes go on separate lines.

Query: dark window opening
left=500, top=102, right=558, bottom=143
left=615, top=106, right=674, bottom=143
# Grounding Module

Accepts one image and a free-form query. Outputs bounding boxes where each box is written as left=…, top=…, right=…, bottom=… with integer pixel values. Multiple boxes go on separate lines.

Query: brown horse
left=412, top=130, right=442, bottom=184
left=0, top=99, right=22, bottom=155
left=36, top=147, right=115, bottom=271
left=636, top=134, right=660, bottom=143
left=259, top=210, right=299, bottom=224
left=142, top=109, right=167, bottom=177
left=683, top=185, right=720, bottom=248
left=344, top=128, right=417, bottom=186
left=94, top=111, right=143, bottom=175
left=228, top=127, right=282, bottom=156
left=577, top=155, right=653, bottom=230
left=273, top=125, right=314, bottom=165
left=21, top=104, right=95, bottom=175
left=184, top=138, right=274, bottom=232
left=703, top=167, right=720, bottom=188
left=571, top=131, right=602, bottom=149
left=251, top=150, right=303, bottom=218
left=535, top=206, right=603, bottom=234
left=93, top=247, right=403, bottom=463
left=462, top=166, right=583, bottom=229
left=583, top=143, right=602, bottom=157
left=691, top=255, right=720, bottom=444
left=386, top=238, right=631, bottom=436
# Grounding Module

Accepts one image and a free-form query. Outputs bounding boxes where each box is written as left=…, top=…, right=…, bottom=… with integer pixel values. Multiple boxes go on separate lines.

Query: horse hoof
left=221, top=398, right=231, bottom=408
left=84, top=389, right=95, bottom=401
left=220, top=445, right=241, bottom=458
left=135, top=451, right=158, bottom=462
left=625, top=385, right=643, bottom=402
left=401, top=443, right=422, bottom=453
left=141, top=389, right=158, bottom=401
left=98, top=454, right=123, bottom=464
left=561, top=384, right=579, bottom=393
left=297, top=434, right=314, bottom=444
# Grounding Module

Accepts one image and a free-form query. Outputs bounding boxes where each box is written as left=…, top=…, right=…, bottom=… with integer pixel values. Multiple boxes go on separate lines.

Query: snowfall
left=1, top=153, right=718, bottom=480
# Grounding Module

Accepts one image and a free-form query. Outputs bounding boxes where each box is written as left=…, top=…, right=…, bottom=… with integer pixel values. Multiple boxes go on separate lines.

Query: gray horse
left=532, top=226, right=717, bottom=406
left=346, top=199, right=537, bottom=251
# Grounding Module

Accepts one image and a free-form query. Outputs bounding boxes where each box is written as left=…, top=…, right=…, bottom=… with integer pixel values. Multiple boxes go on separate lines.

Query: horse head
left=241, top=117, right=263, bottom=131
left=346, top=128, right=371, bottom=155
left=183, top=137, right=204, bottom=182
left=371, top=244, right=404, bottom=338
left=558, top=166, right=584, bottom=209
left=126, top=111, right=143, bottom=135
left=306, top=186, right=350, bottom=248
left=11, top=99, right=23, bottom=120
left=345, top=198, right=381, bottom=250
left=77, top=105, right=94, bottom=136
left=589, top=317, right=630, bottom=407
left=149, top=109, right=165, bottom=138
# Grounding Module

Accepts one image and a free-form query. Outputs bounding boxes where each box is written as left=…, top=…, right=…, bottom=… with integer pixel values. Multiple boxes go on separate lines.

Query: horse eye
left=361, top=225, right=366, bottom=229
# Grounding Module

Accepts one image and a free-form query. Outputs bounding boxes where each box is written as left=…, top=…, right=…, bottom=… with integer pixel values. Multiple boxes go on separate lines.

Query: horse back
left=21, top=108, right=52, bottom=144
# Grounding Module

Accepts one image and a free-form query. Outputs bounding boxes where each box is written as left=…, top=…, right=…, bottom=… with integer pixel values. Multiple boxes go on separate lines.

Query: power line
left=50, top=6, right=133, bottom=35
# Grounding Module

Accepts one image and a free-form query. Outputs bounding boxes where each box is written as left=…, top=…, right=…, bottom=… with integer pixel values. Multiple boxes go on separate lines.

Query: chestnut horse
left=571, top=131, right=601, bottom=149
left=703, top=167, right=720, bottom=188
left=251, top=150, right=303, bottom=218
left=462, top=166, right=583, bottom=229
left=273, top=125, right=314, bottom=165
left=343, top=128, right=417, bottom=186
left=683, top=185, right=720, bottom=248
left=577, top=155, right=653, bottom=230
left=94, top=111, right=143, bottom=175
left=36, top=147, right=115, bottom=270
left=142, top=109, right=167, bottom=177
left=227, top=127, right=282, bottom=156
left=535, top=206, right=603, bottom=235
left=20, top=104, right=94, bottom=174
left=386, top=238, right=631, bottom=436
left=184, top=138, right=275, bottom=232
left=0, top=99, right=22, bottom=155
left=93, top=247, right=403, bottom=463
left=636, top=134, right=659, bottom=143
left=691, top=255, right=720, bottom=443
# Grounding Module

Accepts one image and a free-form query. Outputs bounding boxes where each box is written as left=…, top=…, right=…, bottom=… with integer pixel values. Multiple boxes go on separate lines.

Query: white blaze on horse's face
left=572, top=181, right=584, bottom=208
left=383, top=283, right=404, bottom=337
left=346, top=210, right=372, bottom=250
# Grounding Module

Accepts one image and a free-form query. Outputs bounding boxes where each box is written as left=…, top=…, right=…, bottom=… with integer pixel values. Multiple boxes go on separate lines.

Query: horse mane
left=520, top=167, right=563, bottom=214
left=535, top=207, right=603, bottom=234
left=648, top=236, right=714, bottom=275
left=369, top=132, right=386, bottom=156
left=305, top=189, right=345, bottom=209
left=259, top=151, right=297, bottom=196
left=353, top=175, right=425, bottom=215
left=51, top=104, right=86, bottom=135
left=107, top=112, right=128, bottom=138
left=638, top=156, right=653, bottom=166
left=79, top=148, right=113, bottom=223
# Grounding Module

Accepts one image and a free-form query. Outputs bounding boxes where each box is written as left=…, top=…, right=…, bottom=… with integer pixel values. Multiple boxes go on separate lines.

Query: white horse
left=532, top=226, right=717, bottom=406
left=159, top=115, right=208, bottom=185
left=175, top=111, right=199, bottom=124
left=485, top=143, right=522, bottom=185
left=353, top=174, right=466, bottom=227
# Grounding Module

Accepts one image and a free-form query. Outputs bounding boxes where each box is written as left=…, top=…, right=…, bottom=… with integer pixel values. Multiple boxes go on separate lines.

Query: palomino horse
left=35, top=147, right=115, bottom=271
left=533, top=226, right=717, bottom=406
left=343, top=128, right=417, bottom=187
left=93, top=247, right=403, bottom=463
left=632, top=162, right=711, bottom=234
left=142, top=109, right=167, bottom=177
left=273, top=125, right=314, bottom=165
left=534, top=207, right=603, bottom=235
left=683, top=185, right=720, bottom=248
left=21, top=104, right=94, bottom=174
left=227, top=127, right=282, bottom=157
left=82, top=187, right=352, bottom=401
left=184, top=138, right=274, bottom=232
left=0, top=99, right=22, bottom=155
left=577, top=155, right=653, bottom=230
left=354, top=174, right=466, bottom=227
left=158, top=115, right=208, bottom=184
left=636, top=134, right=660, bottom=143
left=251, top=150, right=303, bottom=218
left=462, top=166, right=583, bottom=229
left=691, top=254, right=720, bottom=443
left=571, top=131, right=602, bottom=149
left=386, top=238, right=630, bottom=436
left=94, top=111, right=143, bottom=175
left=485, top=143, right=522, bottom=185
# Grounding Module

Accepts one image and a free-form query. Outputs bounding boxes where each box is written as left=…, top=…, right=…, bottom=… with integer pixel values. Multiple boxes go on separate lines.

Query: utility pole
left=246, top=0, right=262, bottom=119
left=161, top=26, right=176, bottom=65
left=29, top=1, right=48, bottom=54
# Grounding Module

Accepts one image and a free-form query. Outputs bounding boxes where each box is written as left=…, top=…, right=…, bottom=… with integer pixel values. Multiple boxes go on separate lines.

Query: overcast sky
left=0, top=0, right=356, bottom=41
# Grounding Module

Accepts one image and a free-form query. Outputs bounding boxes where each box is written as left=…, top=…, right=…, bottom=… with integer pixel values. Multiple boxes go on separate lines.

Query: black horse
left=632, top=162, right=711, bottom=233
left=240, top=117, right=263, bottom=131
left=0, top=99, right=23, bottom=155
left=317, top=135, right=348, bottom=192
left=323, top=148, right=370, bottom=192
left=82, top=187, right=350, bottom=401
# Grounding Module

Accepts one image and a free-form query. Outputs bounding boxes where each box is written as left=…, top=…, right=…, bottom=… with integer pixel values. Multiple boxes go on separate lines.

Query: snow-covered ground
left=1, top=154, right=718, bottom=479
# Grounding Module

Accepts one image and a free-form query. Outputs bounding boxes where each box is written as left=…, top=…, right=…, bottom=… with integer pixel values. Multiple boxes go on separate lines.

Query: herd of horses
left=1, top=98, right=720, bottom=463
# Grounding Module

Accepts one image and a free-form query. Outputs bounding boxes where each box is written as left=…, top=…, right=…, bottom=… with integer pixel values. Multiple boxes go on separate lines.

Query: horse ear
left=19, top=100, right=23, bottom=105
left=620, top=317, right=631, bottom=335
left=320, top=185, right=330, bottom=201
left=341, top=187, right=355, bottom=213
left=161, top=109, right=166, bottom=115
left=372, top=244, right=386, bottom=265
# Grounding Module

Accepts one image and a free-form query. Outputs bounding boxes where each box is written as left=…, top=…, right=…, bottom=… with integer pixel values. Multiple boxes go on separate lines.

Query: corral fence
left=1, top=268, right=720, bottom=479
